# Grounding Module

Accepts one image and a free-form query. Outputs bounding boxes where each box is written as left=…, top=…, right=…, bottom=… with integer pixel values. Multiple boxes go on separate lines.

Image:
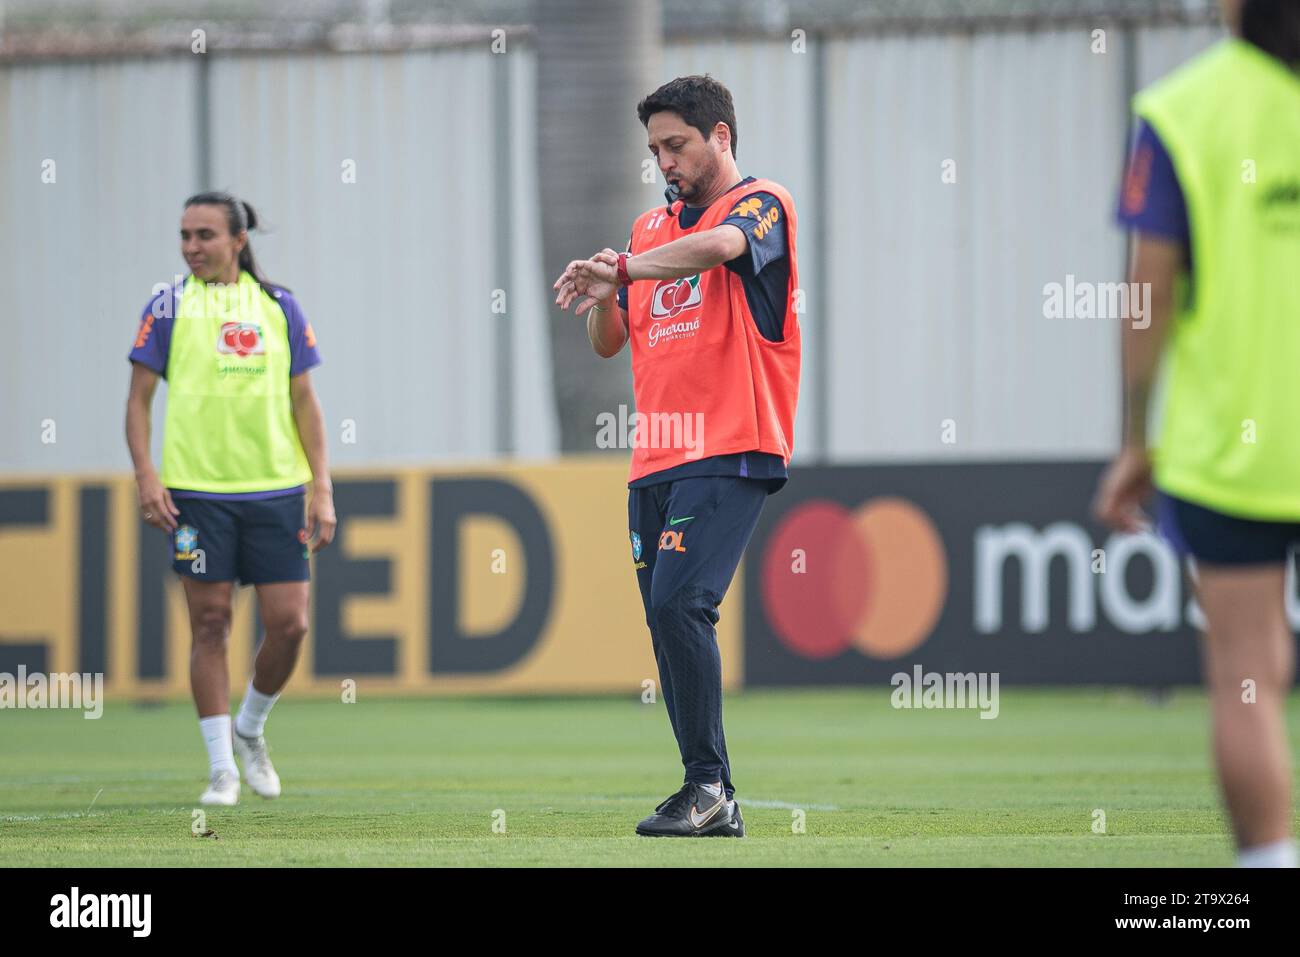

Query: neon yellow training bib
left=160, top=271, right=312, bottom=493
left=1136, top=39, right=1300, bottom=520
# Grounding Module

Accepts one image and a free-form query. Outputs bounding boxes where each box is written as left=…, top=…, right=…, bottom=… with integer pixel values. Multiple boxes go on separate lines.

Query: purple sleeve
left=127, top=291, right=175, bottom=377
left=721, top=191, right=788, bottom=275
left=277, top=291, right=322, bottom=377
left=1116, top=119, right=1190, bottom=244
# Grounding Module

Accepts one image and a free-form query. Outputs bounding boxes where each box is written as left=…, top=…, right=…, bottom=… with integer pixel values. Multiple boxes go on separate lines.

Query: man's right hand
left=137, top=472, right=180, bottom=533
left=554, top=248, right=622, bottom=315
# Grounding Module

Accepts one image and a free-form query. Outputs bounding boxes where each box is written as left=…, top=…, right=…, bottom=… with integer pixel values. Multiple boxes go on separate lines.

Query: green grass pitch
left=3, top=689, right=1298, bottom=866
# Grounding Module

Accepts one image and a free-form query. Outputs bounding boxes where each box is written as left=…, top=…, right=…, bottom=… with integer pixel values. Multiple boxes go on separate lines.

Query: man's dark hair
left=636, top=75, right=738, bottom=158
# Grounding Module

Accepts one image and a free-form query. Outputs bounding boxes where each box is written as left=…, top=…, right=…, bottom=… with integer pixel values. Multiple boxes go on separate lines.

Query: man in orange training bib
left=554, top=75, right=802, bottom=837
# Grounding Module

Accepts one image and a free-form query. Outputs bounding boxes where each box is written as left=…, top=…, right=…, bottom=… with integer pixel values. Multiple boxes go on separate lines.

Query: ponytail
left=1241, top=0, right=1300, bottom=69
left=183, top=191, right=287, bottom=292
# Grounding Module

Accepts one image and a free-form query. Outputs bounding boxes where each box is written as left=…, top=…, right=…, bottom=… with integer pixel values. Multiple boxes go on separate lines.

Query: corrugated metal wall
left=1136, top=23, right=1225, bottom=87
left=1, top=57, right=200, bottom=474
left=208, top=49, right=502, bottom=467
left=0, top=22, right=1226, bottom=475
left=825, top=28, right=1133, bottom=462
left=661, top=40, right=823, bottom=459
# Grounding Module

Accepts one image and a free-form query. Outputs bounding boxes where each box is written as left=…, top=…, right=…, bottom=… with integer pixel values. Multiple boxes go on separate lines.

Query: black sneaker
left=635, top=783, right=732, bottom=837
left=705, top=799, right=744, bottom=837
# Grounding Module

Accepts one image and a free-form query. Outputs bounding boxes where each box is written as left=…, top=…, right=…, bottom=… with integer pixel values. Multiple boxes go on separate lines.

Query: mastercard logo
left=760, top=497, right=947, bottom=661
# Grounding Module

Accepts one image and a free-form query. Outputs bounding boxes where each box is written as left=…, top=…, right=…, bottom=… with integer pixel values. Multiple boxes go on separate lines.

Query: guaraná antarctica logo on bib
left=217, top=321, right=265, bottom=357
left=650, top=274, right=702, bottom=320
left=647, top=275, right=703, bottom=347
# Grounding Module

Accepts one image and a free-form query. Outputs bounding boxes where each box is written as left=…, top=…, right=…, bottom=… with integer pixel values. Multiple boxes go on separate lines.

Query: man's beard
left=678, top=153, right=722, bottom=203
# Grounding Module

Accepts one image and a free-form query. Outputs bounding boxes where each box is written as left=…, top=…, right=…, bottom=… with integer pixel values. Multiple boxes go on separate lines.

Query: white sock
left=700, top=782, right=722, bottom=797
left=199, top=714, right=237, bottom=776
left=235, top=681, right=279, bottom=739
left=1237, top=839, right=1298, bottom=868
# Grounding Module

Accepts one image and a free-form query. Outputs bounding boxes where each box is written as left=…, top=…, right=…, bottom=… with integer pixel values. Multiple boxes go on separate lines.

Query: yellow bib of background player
left=1136, top=39, right=1300, bottom=520
left=160, top=271, right=312, bottom=493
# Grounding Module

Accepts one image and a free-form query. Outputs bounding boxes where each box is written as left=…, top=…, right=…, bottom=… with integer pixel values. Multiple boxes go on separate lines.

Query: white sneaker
left=233, top=732, right=281, bottom=799
left=199, top=770, right=240, bottom=806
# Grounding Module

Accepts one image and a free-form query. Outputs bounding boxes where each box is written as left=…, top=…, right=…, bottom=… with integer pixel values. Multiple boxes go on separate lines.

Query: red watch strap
left=616, top=252, right=632, bottom=287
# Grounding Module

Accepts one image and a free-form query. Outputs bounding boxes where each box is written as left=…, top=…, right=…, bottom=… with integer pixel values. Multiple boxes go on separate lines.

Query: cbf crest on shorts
left=174, top=525, right=199, bottom=561
left=630, top=530, right=642, bottom=561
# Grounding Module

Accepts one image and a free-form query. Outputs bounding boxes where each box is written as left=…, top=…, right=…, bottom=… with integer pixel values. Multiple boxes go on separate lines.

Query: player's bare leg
left=186, top=578, right=234, bottom=715
left=1194, top=563, right=1296, bottom=866
left=184, top=578, right=240, bottom=805
left=232, top=581, right=310, bottom=798
left=250, top=582, right=310, bottom=694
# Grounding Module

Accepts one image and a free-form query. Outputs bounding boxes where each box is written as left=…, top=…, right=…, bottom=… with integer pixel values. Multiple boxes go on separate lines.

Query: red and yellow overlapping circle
left=760, top=497, right=947, bottom=660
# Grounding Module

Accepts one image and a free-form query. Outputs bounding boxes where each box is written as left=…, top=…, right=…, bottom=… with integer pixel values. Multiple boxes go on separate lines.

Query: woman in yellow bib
left=125, top=192, right=335, bottom=806
left=1094, top=0, right=1300, bottom=867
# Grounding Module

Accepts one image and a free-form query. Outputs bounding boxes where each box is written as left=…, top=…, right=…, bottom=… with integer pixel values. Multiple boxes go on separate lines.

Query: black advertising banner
left=743, top=461, right=1300, bottom=687
left=10, top=460, right=1300, bottom=693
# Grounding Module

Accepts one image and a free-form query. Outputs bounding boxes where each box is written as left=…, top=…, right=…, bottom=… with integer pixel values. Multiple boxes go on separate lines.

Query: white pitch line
left=1, top=811, right=94, bottom=822
left=0, top=806, right=189, bottom=823
left=609, top=796, right=841, bottom=811
left=740, top=798, right=840, bottom=811
left=2, top=772, right=188, bottom=786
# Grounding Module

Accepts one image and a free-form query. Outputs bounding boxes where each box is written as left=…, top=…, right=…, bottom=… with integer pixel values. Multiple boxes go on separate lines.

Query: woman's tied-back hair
left=183, top=191, right=285, bottom=291
left=1241, top=0, right=1300, bottom=69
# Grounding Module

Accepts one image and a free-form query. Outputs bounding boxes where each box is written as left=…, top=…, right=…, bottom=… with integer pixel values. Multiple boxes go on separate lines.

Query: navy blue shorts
left=171, top=492, right=310, bottom=585
left=1156, top=490, right=1300, bottom=566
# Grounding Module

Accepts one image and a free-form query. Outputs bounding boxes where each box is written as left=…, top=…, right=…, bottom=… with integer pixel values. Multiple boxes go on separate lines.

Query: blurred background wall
left=0, top=0, right=1247, bottom=693
left=0, top=0, right=1223, bottom=478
